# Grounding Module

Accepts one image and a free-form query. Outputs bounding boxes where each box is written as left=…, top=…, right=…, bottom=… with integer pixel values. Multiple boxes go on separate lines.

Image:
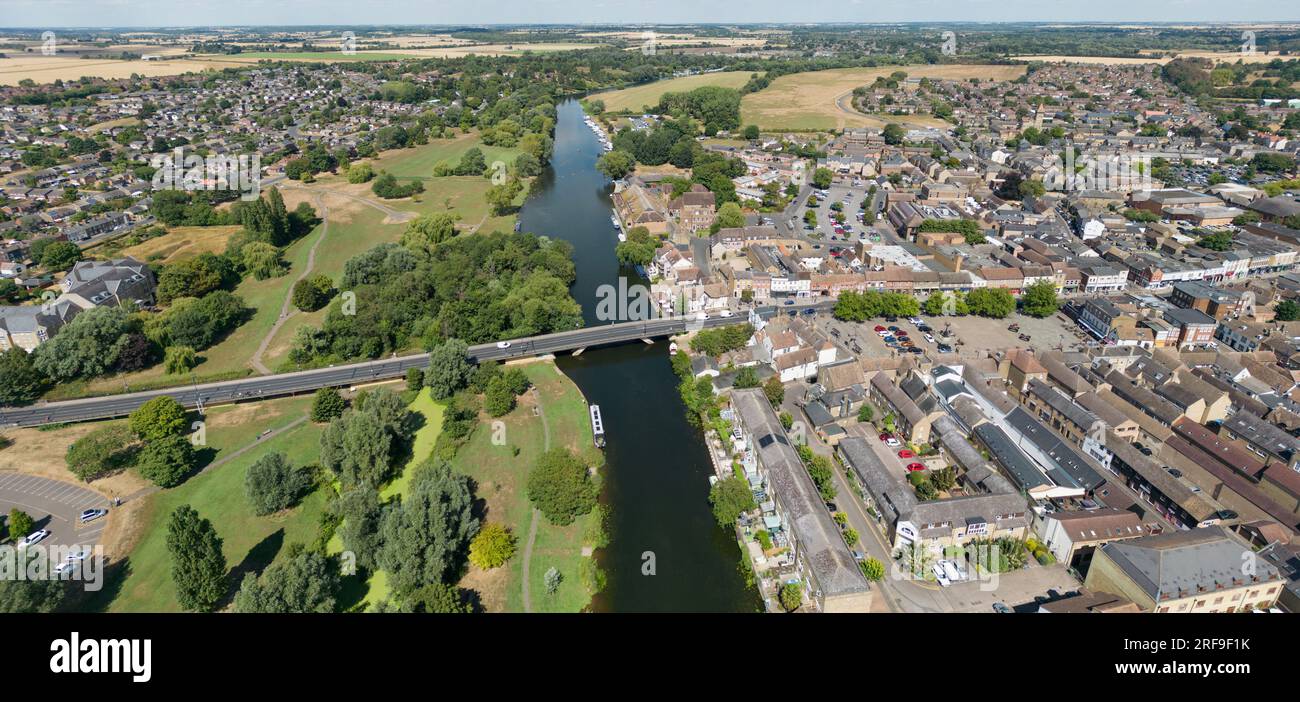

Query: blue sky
left=0, top=0, right=1295, bottom=28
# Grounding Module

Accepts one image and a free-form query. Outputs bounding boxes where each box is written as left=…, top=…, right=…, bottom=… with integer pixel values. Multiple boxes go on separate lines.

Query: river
left=516, top=99, right=760, bottom=612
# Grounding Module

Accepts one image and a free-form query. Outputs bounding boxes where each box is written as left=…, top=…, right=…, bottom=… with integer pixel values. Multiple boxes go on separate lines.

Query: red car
left=874, top=325, right=887, bottom=332
left=906, top=463, right=925, bottom=472
left=879, top=432, right=893, bottom=442
left=894, top=331, right=908, bottom=337
left=898, top=449, right=914, bottom=459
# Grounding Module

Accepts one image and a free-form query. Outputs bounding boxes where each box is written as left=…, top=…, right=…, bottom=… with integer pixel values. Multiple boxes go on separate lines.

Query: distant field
left=193, top=43, right=591, bottom=65
left=369, top=132, right=522, bottom=178
left=741, top=64, right=1027, bottom=131
left=1013, top=51, right=1289, bottom=65
left=117, top=225, right=241, bottom=265
left=593, top=71, right=755, bottom=113
left=0, top=55, right=236, bottom=85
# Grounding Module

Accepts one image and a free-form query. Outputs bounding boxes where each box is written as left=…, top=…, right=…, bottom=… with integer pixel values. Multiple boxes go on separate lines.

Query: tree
left=0, top=347, right=47, bottom=405
left=245, top=452, right=312, bottom=516
left=882, top=123, right=905, bottom=145
left=712, top=201, right=745, bottom=231
left=320, top=410, right=393, bottom=488
left=378, top=460, right=479, bottom=595
left=40, top=241, right=82, bottom=271
left=310, top=387, right=346, bottom=422
left=763, top=376, right=785, bottom=407
left=291, top=274, right=333, bottom=312
left=596, top=150, right=635, bottom=180
left=241, top=241, right=286, bottom=280
left=405, top=367, right=424, bottom=391
left=400, top=581, right=472, bottom=613
left=544, top=567, right=562, bottom=595
left=234, top=546, right=339, bottom=613
left=812, top=167, right=834, bottom=190
left=136, top=434, right=195, bottom=488
left=527, top=448, right=597, bottom=526
left=1198, top=230, right=1235, bottom=251
left=163, top=345, right=197, bottom=374
left=31, top=306, right=131, bottom=381
left=128, top=396, right=188, bottom=441
left=857, top=404, right=874, bottom=422
left=966, top=288, right=1016, bottom=318
left=733, top=366, right=760, bottom=389
left=484, top=376, right=518, bottom=417
left=779, top=582, right=802, bottom=611
left=114, top=332, right=157, bottom=372
left=400, top=212, right=459, bottom=253
left=336, top=486, right=384, bottom=572
left=65, top=425, right=135, bottom=482
left=166, top=504, right=227, bottom=612
left=346, top=163, right=374, bottom=184
left=1020, top=280, right=1060, bottom=318
left=468, top=523, right=516, bottom=570
left=0, top=578, right=67, bottom=613
left=708, top=474, right=756, bottom=527
left=861, top=557, right=886, bottom=582
left=1275, top=299, right=1300, bottom=322
left=425, top=339, right=473, bottom=400
left=742, top=124, right=760, bottom=140
left=485, top=177, right=524, bottom=216
left=8, top=509, right=34, bottom=541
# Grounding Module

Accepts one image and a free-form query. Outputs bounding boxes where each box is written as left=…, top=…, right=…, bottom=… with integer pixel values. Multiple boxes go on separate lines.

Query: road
left=0, top=312, right=786, bottom=428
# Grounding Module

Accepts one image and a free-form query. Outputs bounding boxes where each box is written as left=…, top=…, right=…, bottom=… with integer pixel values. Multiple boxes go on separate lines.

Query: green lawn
left=450, top=362, right=604, bottom=612
left=370, top=132, right=522, bottom=179
left=593, top=71, right=755, bottom=113
left=105, top=414, right=326, bottom=613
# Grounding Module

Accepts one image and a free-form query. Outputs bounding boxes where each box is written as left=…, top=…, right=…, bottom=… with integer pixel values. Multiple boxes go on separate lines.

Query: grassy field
left=113, top=225, right=241, bottom=265
left=104, top=402, right=325, bottom=613
left=0, top=55, right=236, bottom=86
left=740, top=64, right=1028, bottom=131
left=450, top=361, right=604, bottom=613
left=593, top=71, right=755, bottom=113
left=369, top=132, right=522, bottom=179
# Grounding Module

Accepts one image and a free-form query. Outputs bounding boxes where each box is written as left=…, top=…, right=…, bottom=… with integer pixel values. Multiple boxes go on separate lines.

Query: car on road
left=784, top=299, right=795, bottom=305
left=802, top=308, right=816, bottom=315
left=897, top=449, right=914, bottom=459
left=720, top=310, right=733, bottom=318
left=496, top=341, right=511, bottom=349
left=992, top=602, right=1014, bottom=614
left=851, top=551, right=865, bottom=561
left=696, top=312, right=708, bottom=321
left=79, top=508, right=107, bottom=523
left=19, top=530, right=50, bottom=548
left=906, top=462, right=925, bottom=472
left=825, top=502, right=838, bottom=512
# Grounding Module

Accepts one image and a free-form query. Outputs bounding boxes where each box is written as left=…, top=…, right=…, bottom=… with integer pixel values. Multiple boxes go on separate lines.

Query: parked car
left=873, top=325, right=887, bottom=332
left=79, top=508, right=107, bottom=523
left=885, top=437, right=902, bottom=448
left=784, top=299, right=796, bottom=306
left=19, top=530, right=50, bottom=548
left=851, top=551, right=866, bottom=562
left=923, top=333, right=936, bottom=344
left=898, top=449, right=914, bottom=459
left=937, top=344, right=953, bottom=353
left=720, top=310, right=733, bottom=318
left=932, top=563, right=951, bottom=587
left=992, top=602, right=1014, bottom=614
left=906, top=462, right=925, bottom=472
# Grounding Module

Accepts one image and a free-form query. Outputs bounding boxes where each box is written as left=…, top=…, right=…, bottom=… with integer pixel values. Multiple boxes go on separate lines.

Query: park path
left=249, top=195, right=330, bottom=375
left=520, top=386, right=551, bottom=614
left=120, top=415, right=309, bottom=504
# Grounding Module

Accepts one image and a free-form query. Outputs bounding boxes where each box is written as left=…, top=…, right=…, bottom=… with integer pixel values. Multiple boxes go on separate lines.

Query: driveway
left=0, top=473, right=110, bottom=548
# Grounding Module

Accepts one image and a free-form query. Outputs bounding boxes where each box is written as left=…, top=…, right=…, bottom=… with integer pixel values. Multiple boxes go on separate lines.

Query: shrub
left=527, top=448, right=597, bottom=526
left=467, top=523, right=516, bottom=570
left=245, top=452, right=312, bottom=516
left=310, top=387, right=346, bottom=422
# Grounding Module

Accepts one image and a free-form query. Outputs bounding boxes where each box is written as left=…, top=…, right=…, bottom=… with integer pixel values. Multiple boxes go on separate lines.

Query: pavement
left=0, top=473, right=110, bottom=548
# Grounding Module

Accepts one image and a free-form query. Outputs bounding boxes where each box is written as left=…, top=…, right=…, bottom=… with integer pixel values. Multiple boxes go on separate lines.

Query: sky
left=0, top=0, right=1296, bottom=28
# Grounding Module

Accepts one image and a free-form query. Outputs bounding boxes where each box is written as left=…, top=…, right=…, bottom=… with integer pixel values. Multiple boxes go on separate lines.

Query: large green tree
left=1020, top=280, right=1060, bottom=318
left=166, top=504, right=227, bottom=612
left=0, top=347, right=47, bottom=405
left=378, top=460, right=479, bottom=596
left=527, top=448, right=597, bottom=526
left=128, top=396, right=188, bottom=441
left=233, top=547, right=339, bottom=613
left=245, top=452, right=312, bottom=516
left=708, top=474, right=756, bottom=527
left=424, top=339, right=473, bottom=400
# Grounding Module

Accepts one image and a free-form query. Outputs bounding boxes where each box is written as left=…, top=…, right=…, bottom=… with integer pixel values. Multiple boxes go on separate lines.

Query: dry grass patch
left=118, top=225, right=241, bottom=264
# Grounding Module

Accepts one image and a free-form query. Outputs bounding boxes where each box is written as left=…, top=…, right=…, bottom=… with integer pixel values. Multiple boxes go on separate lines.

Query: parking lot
left=934, top=311, right=1090, bottom=355
left=817, top=312, right=942, bottom=362
left=801, top=182, right=880, bottom=244
left=0, top=473, right=111, bottom=548
left=929, top=562, right=1082, bottom=613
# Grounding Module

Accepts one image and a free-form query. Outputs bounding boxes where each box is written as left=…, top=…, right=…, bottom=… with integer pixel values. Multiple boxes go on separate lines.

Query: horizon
left=1, top=0, right=1298, bottom=29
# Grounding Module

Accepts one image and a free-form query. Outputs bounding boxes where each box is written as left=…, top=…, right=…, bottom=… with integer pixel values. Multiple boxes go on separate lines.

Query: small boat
left=610, top=213, right=621, bottom=228
left=617, top=231, right=626, bottom=242
left=589, top=404, right=606, bottom=448
left=669, top=342, right=678, bottom=354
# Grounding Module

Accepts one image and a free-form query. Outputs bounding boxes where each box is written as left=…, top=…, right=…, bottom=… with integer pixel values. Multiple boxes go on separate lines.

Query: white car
left=696, top=312, right=709, bottom=321
left=720, top=310, right=733, bottom=318
left=923, top=333, right=936, bottom=344
left=79, top=508, right=107, bottom=524
left=496, top=341, right=511, bottom=349
left=19, top=530, right=50, bottom=548
left=941, top=560, right=963, bottom=583
left=908, top=317, right=923, bottom=325
left=884, top=437, right=902, bottom=449
left=933, top=563, right=952, bottom=587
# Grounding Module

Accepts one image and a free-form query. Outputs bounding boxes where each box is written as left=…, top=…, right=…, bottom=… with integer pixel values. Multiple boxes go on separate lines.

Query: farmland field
left=740, top=64, right=1028, bottom=131
left=593, top=71, right=755, bottom=113
left=0, top=55, right=242, bottom=86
